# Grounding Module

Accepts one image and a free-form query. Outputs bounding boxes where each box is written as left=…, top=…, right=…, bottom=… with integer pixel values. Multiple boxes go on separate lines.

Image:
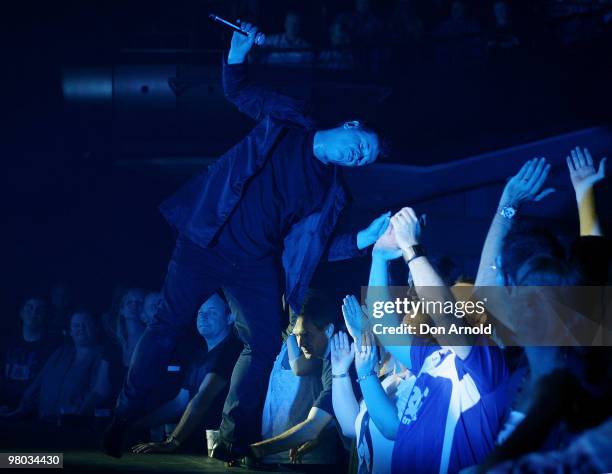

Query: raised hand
left=566, top=147, right=607, bottom=201
left=132, top=440, right=178, bottom=454
left=357, top=211, right=392, bottom=249
left=354, top=332, right=378, bottom=378
left=500, top=157, right=555, bottom=208
left=372, top=225, right=403, bottom=261
left=341, top=295, right=369, bottom=341
left=391, top=207, right=422, bottom=252
left=330, top=331, right=355, bottom=376
left=228, top=21, right=259, bottom=64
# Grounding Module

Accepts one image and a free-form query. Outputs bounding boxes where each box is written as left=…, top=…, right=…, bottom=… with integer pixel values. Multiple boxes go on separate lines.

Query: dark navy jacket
left=160, top=60, right=364, bottom=312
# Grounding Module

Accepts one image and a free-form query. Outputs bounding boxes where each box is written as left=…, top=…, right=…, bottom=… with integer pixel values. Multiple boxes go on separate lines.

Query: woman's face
left=121, top=289, right=145, bottom=321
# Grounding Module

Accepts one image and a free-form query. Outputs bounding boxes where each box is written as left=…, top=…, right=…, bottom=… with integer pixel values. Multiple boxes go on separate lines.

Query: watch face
left=501, top=206, right=516, bottom=219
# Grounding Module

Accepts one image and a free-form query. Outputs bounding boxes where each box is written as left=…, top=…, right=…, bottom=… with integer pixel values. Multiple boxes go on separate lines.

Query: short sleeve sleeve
left=312, top=358, right=333, bottom=416
left=208, top=331, right=243, bottom=380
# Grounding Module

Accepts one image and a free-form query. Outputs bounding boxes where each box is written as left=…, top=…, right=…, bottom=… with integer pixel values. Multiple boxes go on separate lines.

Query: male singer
left=103, top=22, right=388, bottom=461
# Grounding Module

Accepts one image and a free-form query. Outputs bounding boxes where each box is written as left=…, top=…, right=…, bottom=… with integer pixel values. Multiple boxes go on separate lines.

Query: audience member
left=336, top=0, right=384, bottom=45
left=435, top=0, right=483, bottom=62
left=318, top=18, right=355, bottom=71
left=487, top=0, right=520, bottom=54
left=1, top=311, right=106, bottom=420
left=249, top=290, right=340, bottom=464
left=141, top=292, right=163, bottom=326
left=131, top=293, right=242, bottom=453
left=115, top=288, right=147, bottom=367
left=566, top=147, right=610, bottom=284
left=474, top=149, right=611, bottom=471
left=259, top=331, right=336, bottom=464
left=261, top=11, right=313, bottom=65
left=0, top=297, right=61, bottom=411
left=358, top=207, right=511, bottom=474
left=331, top=329, right=414, bottom=474
left=436, top=0, right=481, bottom=36
left=389, top=0, right=425, bottom=43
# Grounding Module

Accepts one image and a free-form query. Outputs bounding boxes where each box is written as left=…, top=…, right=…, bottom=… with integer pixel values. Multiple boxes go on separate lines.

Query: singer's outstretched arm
left=223, top=22, right=313, bottom=126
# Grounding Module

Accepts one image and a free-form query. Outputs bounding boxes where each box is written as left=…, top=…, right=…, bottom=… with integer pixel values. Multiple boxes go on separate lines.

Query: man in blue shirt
left=354, top=207, right=510, bottom=474
left=103, top=22, right=388, bottom=460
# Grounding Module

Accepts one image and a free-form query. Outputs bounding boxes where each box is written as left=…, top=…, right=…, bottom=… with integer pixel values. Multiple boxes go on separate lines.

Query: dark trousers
left=115, top=234, right=284, bottom=447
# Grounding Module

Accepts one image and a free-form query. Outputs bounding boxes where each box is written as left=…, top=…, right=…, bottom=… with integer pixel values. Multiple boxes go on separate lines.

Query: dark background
left=3, top=0, right=612, bottom=325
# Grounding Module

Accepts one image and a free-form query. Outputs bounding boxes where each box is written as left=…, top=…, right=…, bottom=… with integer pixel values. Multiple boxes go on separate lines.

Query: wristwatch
left=403, top=244, right=425, bottom=265
left=499, top=205, right=517, bottom=220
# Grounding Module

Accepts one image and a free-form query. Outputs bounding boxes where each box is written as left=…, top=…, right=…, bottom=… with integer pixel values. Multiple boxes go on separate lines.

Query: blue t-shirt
left=391, top=343, right=509, bottom=474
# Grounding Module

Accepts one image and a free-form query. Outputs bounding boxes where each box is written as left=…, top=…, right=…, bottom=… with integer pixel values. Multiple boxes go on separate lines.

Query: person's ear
left=227, top=311, right=236, bottom=325
left=325, top=323, right=335, bottom=339
left=343, top=120, right=361, bottom=130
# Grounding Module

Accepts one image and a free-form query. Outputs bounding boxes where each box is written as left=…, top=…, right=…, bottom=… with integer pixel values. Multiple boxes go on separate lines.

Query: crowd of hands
left=332, top=146, right=606, bottom=378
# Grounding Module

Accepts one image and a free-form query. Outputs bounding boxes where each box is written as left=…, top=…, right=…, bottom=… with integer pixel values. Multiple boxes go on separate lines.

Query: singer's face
left=326, top=126, right=379, bottom=167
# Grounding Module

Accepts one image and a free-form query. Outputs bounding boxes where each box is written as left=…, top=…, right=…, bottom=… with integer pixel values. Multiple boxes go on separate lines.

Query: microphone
left=208, top=14, right=266, bottom=46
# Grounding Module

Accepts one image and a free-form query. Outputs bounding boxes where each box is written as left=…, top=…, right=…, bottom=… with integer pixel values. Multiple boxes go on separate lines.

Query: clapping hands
left=341, top=295, right=369, bottom=341
left=354, top=332, right=378, bottom=378
left=331, top=331, right=355, bottom=376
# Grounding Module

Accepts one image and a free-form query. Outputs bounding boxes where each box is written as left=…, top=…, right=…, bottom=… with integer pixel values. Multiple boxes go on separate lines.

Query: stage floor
left=61, top=450, right=291, bottom=473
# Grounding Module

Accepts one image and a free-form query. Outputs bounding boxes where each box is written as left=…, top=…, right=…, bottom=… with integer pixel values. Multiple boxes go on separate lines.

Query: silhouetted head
left=356, top=0, right=371, bottom=15
left=493, top=0, right=510, bottom=27
left=451, top=0, right=467, bottom=22
left=315, top=121, right=382, bottom=167
left=284, top=11, right=302, bottom=41
left=196, top=293, right=234, bottom=339
left=141, top=292, right=163, bottom=325
left=330, top=19, right=351, bottom=46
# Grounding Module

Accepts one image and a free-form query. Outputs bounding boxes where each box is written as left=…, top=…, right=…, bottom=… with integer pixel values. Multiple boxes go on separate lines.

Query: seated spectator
left=115, top=288, right=146, bottom=367
left=318, top=18, right=355, bottom=71
left=1, top=311, right=106, bottom=420
left=435, top=0, right=483, bottom=62
left=389, top=0, right=425, bottom=43
left=130, top=293, right=242, bottom=453
left=249, top=290, right=340, bottom=464
left=473, top=151, right=611, bottom=471
left=261, top=11, right=313, bottom=66
left=359, top=207, right=511, bottom=474
left=259, top=325, right=336, bottom=464
left=0, top=296, right=61, bottom=411
left=487, top=0, right=520, bottom=54
left=337, top=0, right=384, bottom=45
left=331, top=328, right=414, bottom=474
left=436, top=0, right=481, bottom=36
left=141, top=291, right=163, bottom=326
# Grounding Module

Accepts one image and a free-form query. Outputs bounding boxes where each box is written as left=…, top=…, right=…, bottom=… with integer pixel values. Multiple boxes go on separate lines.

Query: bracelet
left=356, top=371, right=377, bottom=383
left=403, top=244, right=425, bottom=265
left=332, top=373, right=348, bottom=379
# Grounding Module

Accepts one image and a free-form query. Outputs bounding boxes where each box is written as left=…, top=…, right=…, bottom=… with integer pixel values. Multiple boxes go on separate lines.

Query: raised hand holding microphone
left=228, top=22, right=263, bottom=64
